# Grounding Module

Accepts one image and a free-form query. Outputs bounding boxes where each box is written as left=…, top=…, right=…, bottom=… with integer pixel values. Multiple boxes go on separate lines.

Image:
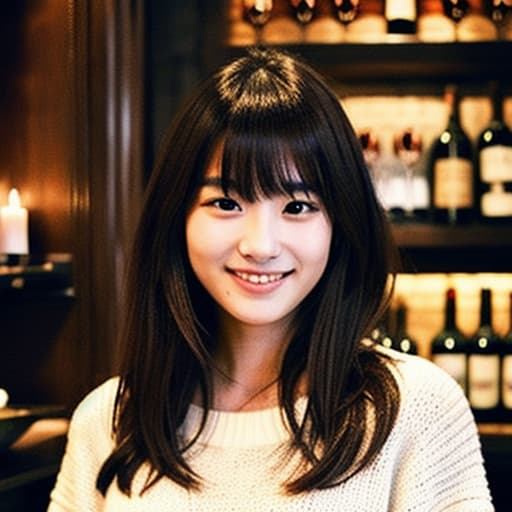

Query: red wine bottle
left=393, top=303, right=418, bottom=355
left=371, top=308, right=393, bottom=347
left=477, top=81, right=512, bottom=223
left=430, top=84, right=475, bottom=224
left=467, top=288, right=502, bottom=422
left=431, top=288, right=468, bottom=393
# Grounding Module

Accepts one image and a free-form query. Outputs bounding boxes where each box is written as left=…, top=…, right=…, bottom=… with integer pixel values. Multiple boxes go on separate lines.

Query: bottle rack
left=225, top=41, right=512, bottom=83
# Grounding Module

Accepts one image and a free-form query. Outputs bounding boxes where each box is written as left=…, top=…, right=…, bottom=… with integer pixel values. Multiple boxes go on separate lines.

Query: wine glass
left=358, top=129, right=384, bottom=201
left=394, top=128, right=423, bottom=219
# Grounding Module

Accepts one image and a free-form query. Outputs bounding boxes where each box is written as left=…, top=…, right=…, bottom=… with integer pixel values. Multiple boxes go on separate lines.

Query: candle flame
left=8, top=188, right=21, bottom=208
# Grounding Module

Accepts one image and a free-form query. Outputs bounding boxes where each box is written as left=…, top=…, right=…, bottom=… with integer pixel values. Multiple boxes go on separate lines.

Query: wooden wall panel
left=0, top=0, right=145, bottom=410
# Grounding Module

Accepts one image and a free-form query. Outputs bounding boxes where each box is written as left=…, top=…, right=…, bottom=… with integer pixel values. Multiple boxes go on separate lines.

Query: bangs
left=218, top=121, right=326, bottom=202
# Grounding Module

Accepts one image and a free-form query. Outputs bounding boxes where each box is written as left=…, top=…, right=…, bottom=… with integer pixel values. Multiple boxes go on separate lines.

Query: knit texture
left=48, top=349, right=494, bottom=511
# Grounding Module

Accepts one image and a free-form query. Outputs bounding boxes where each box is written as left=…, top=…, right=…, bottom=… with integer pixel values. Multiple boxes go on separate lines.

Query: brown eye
left=214, top=198, right=240, bottom=211
left=283, top=201, right=316, bottom=215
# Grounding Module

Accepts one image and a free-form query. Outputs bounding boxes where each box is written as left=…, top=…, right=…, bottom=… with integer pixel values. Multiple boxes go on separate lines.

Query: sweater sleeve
left=47, top=378, right=119, bottom=512
left=390, top=356, right=494, bottom=512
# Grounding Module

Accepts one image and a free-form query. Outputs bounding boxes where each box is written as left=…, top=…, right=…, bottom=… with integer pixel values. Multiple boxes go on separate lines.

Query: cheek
left=300, top=222, right=332, bottom=267
left=185, top=214, right=228, bottom=266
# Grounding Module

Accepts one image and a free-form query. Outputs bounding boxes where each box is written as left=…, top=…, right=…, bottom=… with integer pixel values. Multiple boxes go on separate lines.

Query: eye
left=208, top=197, right=241, bottom=211
left=283, top=201, right=318, bottom=215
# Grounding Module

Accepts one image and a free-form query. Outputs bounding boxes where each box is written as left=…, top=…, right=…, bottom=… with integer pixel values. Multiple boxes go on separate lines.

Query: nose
left=237, top=204, right=281, bottom=262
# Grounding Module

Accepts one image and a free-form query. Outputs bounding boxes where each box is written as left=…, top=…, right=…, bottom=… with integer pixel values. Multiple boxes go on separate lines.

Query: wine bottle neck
left=480, top=289, right=493, bottom=329
left=445, top=295, right=456, bottom=330
left=492, top=93, right=504, bottom=123
left=396, top=305, right=407, bottom=334
left=445, top=86, right=460, bottom=125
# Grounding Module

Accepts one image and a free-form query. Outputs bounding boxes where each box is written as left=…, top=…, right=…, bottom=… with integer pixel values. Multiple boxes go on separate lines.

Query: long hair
left=97, top=47, right=400, bottom=496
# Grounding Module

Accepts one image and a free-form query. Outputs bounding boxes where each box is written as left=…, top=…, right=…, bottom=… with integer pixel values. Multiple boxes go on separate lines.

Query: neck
left=209, top=314, right=294, bottom=411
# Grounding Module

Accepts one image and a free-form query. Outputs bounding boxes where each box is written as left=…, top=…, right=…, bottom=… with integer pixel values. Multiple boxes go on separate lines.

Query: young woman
left=49, top=48, right=493, bottom=511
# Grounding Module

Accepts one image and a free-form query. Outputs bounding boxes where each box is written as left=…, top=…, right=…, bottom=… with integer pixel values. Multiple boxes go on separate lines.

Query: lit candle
left=0, top=188, right=29, bottom=255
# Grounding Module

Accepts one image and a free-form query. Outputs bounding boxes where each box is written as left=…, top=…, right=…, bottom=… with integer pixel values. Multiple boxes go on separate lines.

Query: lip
left=227, top=268, right=293, bottom=293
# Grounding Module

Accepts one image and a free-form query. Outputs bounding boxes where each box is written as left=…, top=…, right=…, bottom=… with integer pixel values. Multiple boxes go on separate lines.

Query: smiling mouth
left=230, top=270, right=292, bottom=285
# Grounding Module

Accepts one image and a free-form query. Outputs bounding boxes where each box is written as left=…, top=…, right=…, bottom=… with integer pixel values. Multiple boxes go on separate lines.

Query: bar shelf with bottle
left=226, top=41, right=512, bottom=83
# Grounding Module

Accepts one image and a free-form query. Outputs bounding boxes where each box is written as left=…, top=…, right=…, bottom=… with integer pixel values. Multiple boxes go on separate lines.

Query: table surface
left=0, top=418, right=68, bottom=493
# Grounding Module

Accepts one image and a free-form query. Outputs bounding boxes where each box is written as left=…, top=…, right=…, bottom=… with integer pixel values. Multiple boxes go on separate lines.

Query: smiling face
left=185, top=148, right=333, bottom=331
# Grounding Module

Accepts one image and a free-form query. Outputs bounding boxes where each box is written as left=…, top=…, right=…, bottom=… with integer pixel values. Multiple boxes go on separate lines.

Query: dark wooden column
left=72, top=0, right=145, bottom=391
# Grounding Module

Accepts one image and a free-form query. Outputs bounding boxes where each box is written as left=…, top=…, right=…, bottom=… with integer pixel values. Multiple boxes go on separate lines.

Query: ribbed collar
left=179, top=397, right=308, bottom=449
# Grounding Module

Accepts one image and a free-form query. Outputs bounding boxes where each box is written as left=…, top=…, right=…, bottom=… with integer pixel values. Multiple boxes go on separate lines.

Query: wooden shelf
left=226, top=41, right=512, bottom=84
left=392, top=223, right=512, bottom=249
left=392, top=223, right=512, bottom=273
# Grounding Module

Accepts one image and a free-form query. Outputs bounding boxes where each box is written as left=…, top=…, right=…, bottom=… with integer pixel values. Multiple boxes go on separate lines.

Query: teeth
left=235, top=272, right=283, bottom=284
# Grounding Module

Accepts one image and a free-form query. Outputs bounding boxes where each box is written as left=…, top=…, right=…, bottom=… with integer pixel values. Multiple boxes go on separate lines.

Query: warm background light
left=0, top=188, right=29, bottom=255
left=393, top=273, right=512, bottom=358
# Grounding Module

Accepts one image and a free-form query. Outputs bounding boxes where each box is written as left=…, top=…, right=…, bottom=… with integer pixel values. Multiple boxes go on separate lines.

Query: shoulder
left=377, top=346, right=474, bottom=431
left=68, top=376, right=120, bottom=441
left=377, top=345, right=462, bottom=395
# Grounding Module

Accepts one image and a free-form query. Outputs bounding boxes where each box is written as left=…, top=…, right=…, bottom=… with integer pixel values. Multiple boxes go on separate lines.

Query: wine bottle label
left=385, top=0, right=416, bottom=21
left=432, top=353, right=466, bottom=393
left=417, top=14, right=456, bottom=42
left=468, top=354, right=500, bottom=409
left=345, top=15, right=387, bottom=42
left=502, top=355, right=512, bottom=409
left=481, top=188, right=512, bottom=217
left=433, top=158, right=473, bottom=208
left=480, top=145, right=512, bottom=183
left=456, top=14, right=498, bottom=42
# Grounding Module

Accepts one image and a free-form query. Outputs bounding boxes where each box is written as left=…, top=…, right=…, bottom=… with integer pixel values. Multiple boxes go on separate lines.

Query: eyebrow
left=200, top=176, right=313, bottom=194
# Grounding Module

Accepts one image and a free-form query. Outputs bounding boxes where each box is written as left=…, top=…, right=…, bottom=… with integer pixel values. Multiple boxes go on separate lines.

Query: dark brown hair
left=97, top=47, right=400, bottom=496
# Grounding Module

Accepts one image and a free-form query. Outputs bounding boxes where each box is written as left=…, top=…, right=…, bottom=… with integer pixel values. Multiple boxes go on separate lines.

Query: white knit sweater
left=48, top=350, right=494, bottom=511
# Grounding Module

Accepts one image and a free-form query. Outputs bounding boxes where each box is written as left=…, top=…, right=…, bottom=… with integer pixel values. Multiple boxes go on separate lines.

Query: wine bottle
left=477, top=81, right=512, bottom=223
left=456, top=0, right=498, bottom=41
left=501, top=292, right=512, bottom=422
left=393, top=303, right=418, bottom=355
left=345, top=0, right=386, bottom=42
left=431, top=288, right=468, bottom=393
left=430, top=84, right=475, bottom=225
left=262, top=0, right=302, bottom=44
left=385, top=0, right=417, bottom=34
left=303, top=0, right=345, bottom=42
left=467, top=288, right=502, bottom=422
left=417, top=0, right=456, bottom=41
